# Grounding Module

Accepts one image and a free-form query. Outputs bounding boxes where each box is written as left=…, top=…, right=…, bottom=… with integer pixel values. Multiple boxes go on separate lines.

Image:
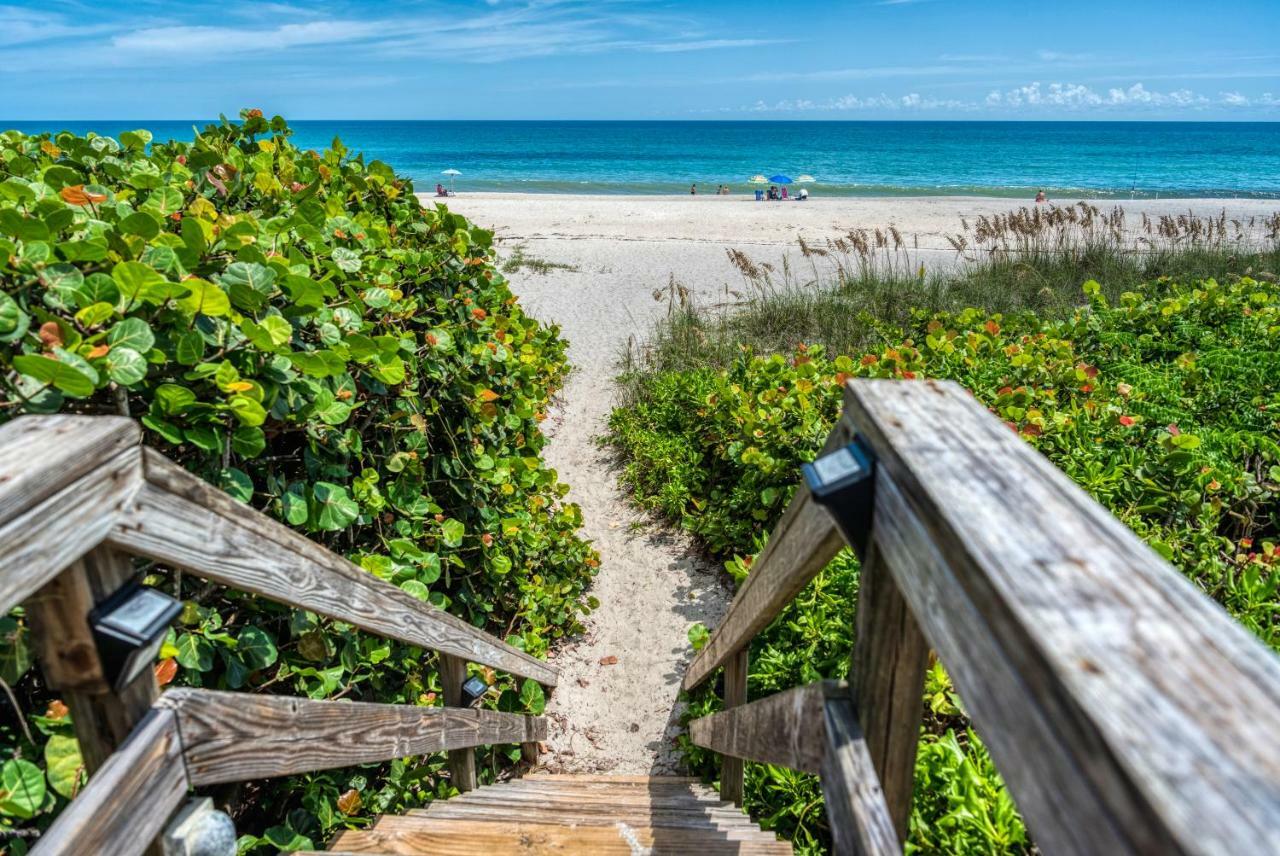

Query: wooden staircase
left=322, top=775, right=792, bottom=854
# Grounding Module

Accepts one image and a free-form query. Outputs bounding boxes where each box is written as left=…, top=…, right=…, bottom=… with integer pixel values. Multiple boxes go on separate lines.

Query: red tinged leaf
left=471, top=307, right=488, bottom=321
left=336, top=789, right=362, bottom=815
left=984, top=320, right=1000, bottom=336
left=59, top=184, right=105, bottom=206
left=154, top=658, right=178, bottom=686
left=1167, top=423, right=1181, bottom=436
left=477, top=389, right=499, bottom=403
left=1118, top=415, right=1136, bottom=427
left=87, top=344, right=111, bottom=359
left=38, top=322, right=63, bottom=350
left=45, top=700, right=69, bottom=720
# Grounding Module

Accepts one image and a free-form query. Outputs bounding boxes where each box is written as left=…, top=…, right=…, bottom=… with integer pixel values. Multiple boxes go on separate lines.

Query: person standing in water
left=1035, top=189, right=1047, bottom=203
left=690, top=184, right=697, bottom=195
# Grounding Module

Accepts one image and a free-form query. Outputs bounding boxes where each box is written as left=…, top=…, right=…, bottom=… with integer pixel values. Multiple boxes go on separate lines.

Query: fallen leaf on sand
left=599, top=655, right=618, bottom=666
left=577, top=678, right=590, bottom=687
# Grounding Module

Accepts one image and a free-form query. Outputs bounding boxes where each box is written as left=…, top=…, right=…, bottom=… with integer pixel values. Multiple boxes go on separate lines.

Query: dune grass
left=624, top=203, right=1280, bottom=380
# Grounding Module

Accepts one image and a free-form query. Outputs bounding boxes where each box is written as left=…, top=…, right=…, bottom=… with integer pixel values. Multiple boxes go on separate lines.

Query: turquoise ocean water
left=7, top=120, right=1280, bottom=198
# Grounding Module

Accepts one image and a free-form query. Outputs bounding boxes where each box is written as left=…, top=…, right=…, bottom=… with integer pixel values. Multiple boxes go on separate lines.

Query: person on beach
left=690, top=184, right=697, bottom=195
left=436, top=183, right=447, bottom=197
left=797, top=187, right=809, bottom=200
left=1035, top=189, right=1047, bottom=203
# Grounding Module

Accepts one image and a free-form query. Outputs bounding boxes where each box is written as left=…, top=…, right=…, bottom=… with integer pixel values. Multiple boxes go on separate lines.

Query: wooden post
left=849, top=541, right=928, bottom=844
left=439, top=653, right=477, bottom=792
left=520, top=684, right=545, bottom=773
left=720, top=648, right=749, bottom=806
left=27, top=546, right=160, bottom=774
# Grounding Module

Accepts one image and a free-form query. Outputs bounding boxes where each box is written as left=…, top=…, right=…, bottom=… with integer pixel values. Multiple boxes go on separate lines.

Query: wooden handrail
left=33, top=690, right=545, bottom=855
left=31, top=707, right=189, bottom=856
left=684, top=378, right=1280, bottom=855
left=1, top=413, right=558, bottom=852
left=0, top=416, right=556, bottom=686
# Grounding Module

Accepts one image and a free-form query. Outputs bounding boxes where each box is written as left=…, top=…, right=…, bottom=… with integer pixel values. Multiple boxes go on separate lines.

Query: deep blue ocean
left=7, top=120, right=1279, bottom=199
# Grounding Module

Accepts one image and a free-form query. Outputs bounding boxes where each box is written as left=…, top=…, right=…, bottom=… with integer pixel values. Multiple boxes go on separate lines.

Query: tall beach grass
left=624, top=203, right=1280, bottom=381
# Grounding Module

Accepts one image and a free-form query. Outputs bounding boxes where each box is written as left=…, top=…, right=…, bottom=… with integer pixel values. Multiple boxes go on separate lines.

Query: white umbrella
left=796, top=174, right=816, bottom=183
left=442, top=168, right=461, bottom=193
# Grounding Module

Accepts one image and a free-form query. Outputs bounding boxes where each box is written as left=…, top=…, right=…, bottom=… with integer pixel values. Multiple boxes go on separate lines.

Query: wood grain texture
left=689, top=681, right=831, bottom=775
left=820, top=695, right=901, bottom=856
left=0, top=415, right=138, bottom=526
left=30, top=547, right=160, bottom=776
left=683, top=479, right=845, bottom=691
left=110, top=450, right=557, bottom=686
left=719, top=649, right=749, bottom=806
left=440, top=654, right=478, bottom=792
left=158, top=688, right=545, bottom=785
left=0, top=446, right=140, bottom=614
left=30, top=708, right=188, bottom=856
left=848, top=542, right=928, bottom=842
left=844, top=378, right=1280, bottom=855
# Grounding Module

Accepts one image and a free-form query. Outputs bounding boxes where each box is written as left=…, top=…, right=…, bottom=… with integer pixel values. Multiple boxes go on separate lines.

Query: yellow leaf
left=336, top=789, right=362, bottom=815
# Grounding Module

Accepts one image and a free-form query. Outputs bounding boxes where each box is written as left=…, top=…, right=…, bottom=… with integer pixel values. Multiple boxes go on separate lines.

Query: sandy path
left=473, top=236, right=746, bottom=773
left=434, top=192, right=1280, bottom=773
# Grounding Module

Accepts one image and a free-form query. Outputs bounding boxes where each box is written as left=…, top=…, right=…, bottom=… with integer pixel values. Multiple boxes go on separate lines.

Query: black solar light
left=89, top=581, right=183, bottom=691
left=802, top=437, right=877, bottom=560
left=461, top=675, right=491, bottom=707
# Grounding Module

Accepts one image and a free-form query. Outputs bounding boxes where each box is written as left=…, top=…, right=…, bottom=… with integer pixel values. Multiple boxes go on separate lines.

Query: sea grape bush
left=611, top=273, right=1280, bottom=853
left=0, top=112, right=597, bottom=849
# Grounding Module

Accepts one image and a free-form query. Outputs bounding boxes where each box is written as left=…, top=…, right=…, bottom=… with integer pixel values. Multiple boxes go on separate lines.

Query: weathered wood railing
left=682, top=378, right=1280, bottom=855
left=0, top=415, right=554, bottom=855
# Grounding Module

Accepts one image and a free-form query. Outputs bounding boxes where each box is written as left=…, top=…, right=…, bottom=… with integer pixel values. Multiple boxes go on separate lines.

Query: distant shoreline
left=431, top=188, right=1280, bottom=201
left=432, top=193, right=1280, bottom=255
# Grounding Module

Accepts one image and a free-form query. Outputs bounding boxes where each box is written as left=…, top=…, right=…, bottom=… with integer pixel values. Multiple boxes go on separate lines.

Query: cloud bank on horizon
left=1, top=0, right=1277, bottom=119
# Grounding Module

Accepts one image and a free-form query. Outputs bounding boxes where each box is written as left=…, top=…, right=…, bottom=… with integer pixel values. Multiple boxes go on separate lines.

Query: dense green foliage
left=0, top=112, right=596, bottom=849
left=611, top=273, right=1280, bottom=853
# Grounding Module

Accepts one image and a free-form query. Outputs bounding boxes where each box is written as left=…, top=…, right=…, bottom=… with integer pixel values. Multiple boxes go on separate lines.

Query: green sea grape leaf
left=228, top=394, right=267, bottom=427
left=44, top=734, right=86, bottom=800
left=12, top=354, right=94, bottom=397
left=38, top=263, right=85, bottom=309
left=155, top=383, right=196, bottom=415
left=237, top=626, right=278, bottom=670
left=120, top=210, right=160, bottom=239
left=106, top=317, right=156, bottom=353
left=219, top=467, right=253, bottom=502
left=231, top=425, right=266, bottom=458
left=105, top=346, right=147, bottom=385
left=331, top=247, right=362, bottom=273
left=520, top=678, right=545, bottom=714
left=175, top=632, right=214, bottom=672
left=0, top=759, right=46, bottom=819
left=176, top=278, right=230, bottom=317
left=311, top=482, right=359, bottom=531
left=175, top=329, right=205, bottom=364
left=441, top=518, right=465, bottom=548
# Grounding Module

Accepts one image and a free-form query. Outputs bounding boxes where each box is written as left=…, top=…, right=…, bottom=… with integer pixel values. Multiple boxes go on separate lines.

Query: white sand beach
left=425, top=192, right=1280, bottom=774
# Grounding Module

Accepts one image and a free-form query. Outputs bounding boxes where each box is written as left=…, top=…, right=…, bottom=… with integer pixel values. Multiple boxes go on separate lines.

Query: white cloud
left=737, top=81, right=1275, bottom=114
left=112, top=20, right=388, bottom=54
left=1037, top=50, right=1096, bottom=63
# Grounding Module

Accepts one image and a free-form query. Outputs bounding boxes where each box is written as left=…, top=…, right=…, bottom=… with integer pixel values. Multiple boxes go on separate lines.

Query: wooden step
left=330, top=819, right=792, bottom=854
left=378, top=814, right=778, bottom=843
left=326, top=775, right=791, bottom=854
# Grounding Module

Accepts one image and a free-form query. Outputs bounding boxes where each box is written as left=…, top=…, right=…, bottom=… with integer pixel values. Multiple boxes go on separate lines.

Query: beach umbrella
left=796, top=174, right=816, bottom=183
left=768, top=174, right=793, bottom=184
left=748, top=175, right=768, bottom=184
left=442, top=168, right=461, bottom=192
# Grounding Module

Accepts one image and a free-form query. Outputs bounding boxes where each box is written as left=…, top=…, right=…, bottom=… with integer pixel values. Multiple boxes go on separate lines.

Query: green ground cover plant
left=611, top=266, right=1280, bottom=853
left=0, top=111, right=597, bottom=851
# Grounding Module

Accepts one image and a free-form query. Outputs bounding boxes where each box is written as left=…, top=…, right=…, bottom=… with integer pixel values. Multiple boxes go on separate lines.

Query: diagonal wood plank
left=158, top=688, right=544, bottom=785
left=844, top=377, right=1280, bottom=855
left=110, top=450, right=557, bottom=686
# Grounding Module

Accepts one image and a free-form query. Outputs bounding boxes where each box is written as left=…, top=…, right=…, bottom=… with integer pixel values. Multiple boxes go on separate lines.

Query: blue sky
left=2, top=0, right=1279, bottom=120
